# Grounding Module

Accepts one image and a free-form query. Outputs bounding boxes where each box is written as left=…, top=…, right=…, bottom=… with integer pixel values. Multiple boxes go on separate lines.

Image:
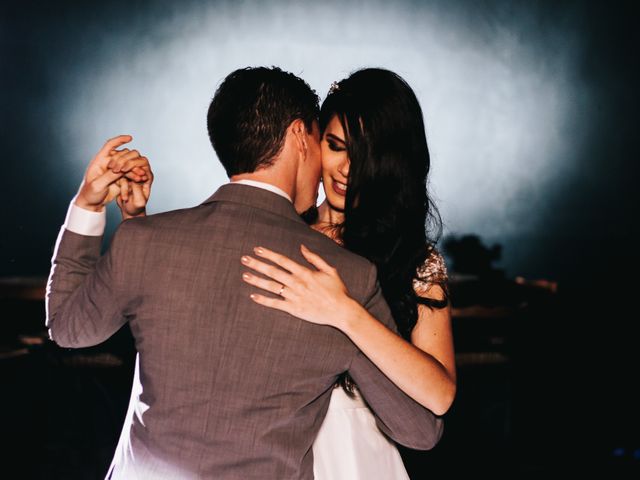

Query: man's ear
left=290, top=119, right=308, bottom=160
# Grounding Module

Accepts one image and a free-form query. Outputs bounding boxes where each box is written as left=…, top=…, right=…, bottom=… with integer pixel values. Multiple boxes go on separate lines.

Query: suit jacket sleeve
left=46, top=222, right=138, bottom=348
left=347, top=264, right=444, bottom=450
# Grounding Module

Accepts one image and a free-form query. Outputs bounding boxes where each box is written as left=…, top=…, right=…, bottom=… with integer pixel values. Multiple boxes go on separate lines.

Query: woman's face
left=321, top=115, right=350, bottom=212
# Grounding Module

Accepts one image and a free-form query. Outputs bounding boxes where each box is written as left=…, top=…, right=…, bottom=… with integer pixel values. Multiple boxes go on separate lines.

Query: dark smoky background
left=1, top=0, right=638, bottom=478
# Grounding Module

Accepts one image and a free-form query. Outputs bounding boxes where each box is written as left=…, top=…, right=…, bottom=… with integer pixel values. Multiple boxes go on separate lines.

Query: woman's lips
left=332, top=179, right=347, bottom=196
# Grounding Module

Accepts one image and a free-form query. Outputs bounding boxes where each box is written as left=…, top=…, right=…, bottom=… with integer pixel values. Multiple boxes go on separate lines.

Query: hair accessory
left=329, top=81, right=340, bottom=95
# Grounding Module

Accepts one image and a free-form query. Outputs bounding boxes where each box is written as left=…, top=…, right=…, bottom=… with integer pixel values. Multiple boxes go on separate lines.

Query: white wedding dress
left=312, top=248, right=447, bottom=479
left=312, top=384, right=410, bottom=480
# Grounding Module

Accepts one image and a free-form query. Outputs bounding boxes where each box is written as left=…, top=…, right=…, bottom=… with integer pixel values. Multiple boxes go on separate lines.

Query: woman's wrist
left=121, top=209, right=146, bottom=220
left=336, top=298, right=368, bottom=336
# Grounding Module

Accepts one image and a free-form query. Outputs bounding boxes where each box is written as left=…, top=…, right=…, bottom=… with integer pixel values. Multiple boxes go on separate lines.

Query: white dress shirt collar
left=230, top=179, right=292, bottom=203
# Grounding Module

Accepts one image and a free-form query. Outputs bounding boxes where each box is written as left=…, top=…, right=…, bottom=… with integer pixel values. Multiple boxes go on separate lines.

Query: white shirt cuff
left=64, top=199, right=107, bottom=236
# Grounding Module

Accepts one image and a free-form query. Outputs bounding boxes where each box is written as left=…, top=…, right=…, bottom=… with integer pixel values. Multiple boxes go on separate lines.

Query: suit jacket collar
left=202, top=183, right=306, bottom=225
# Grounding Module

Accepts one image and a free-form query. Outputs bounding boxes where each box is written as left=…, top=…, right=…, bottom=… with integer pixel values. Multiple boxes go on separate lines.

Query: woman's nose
left=338, top=159, right=350, bottom=178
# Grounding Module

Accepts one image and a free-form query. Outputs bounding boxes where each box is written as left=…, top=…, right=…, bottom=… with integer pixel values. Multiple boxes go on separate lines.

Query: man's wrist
left=65, top=200, right=107, bottom=236
left=74, top=196, right=105, bottom=212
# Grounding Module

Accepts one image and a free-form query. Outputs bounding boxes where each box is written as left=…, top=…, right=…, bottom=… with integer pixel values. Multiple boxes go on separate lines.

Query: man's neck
left=230, top=171, right=295, bottom=202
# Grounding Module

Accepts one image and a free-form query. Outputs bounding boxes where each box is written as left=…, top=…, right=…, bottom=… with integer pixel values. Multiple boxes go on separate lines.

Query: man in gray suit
left=46, top=67, right=443, bottom=479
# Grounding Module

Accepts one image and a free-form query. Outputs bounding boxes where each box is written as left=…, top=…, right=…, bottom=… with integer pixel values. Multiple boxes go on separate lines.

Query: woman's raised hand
left=110, top=155, right=154, bottom=220
left=240, top=245, right=361, bottom=329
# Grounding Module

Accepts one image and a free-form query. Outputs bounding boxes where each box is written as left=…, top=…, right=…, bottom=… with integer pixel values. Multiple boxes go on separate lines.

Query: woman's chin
left=325, top=198, right=345, bottom=214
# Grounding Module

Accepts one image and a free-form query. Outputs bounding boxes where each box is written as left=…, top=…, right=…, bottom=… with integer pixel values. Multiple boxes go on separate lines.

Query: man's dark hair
left=207, top=67, right=320, bottom=176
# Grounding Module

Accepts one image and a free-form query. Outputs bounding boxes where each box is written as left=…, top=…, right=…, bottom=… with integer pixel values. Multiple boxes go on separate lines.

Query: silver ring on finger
left=277, top=284, right=286, bottom=297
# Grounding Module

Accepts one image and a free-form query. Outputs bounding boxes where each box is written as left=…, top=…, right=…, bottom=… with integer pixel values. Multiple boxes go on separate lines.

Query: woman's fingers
left=131, top=165, right=148, bottom=179
left=242, top=248, right=352, bottom=328
left=139, top=165, right=154, bottom=195
left=253, top=246, right=308, bottom=276
left=120, top=160, right=149, bottom=182
left=242, top=272, right=289, bottom=297
left=118, top=178, right=130, bottom=203
left=107, top=148, right=131, bottom=169
left=249, top=293, right=291, bottom=314
left=105, top=148, right=152, bottom=188
left=300, top=244, right=336, bottom=274
left=241, top=255, right=293, bottom=286
left=142, top=177, right=152, bottom=199
left=129, top=181, right=146, bottom=209
left=110, top=151, right=145, bottom=173
left=119, top=157, right=149, bottom=173
left=144, top=165, right=154, bottom=184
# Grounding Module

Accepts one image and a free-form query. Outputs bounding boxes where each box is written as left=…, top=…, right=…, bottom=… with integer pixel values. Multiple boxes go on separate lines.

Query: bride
left=240, top=68, right=456, bottom=479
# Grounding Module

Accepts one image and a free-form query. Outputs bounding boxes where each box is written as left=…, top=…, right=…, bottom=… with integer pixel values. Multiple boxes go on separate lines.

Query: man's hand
left=75, top=135, right=150, bottom=212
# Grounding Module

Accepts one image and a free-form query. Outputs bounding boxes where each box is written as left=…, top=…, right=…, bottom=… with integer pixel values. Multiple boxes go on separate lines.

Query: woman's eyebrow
left=326, top=133, right=346, bottom=144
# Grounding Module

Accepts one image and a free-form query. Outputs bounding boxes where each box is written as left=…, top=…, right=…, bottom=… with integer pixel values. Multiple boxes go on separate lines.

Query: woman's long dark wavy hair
left=320, top=68, right=448, bottom=342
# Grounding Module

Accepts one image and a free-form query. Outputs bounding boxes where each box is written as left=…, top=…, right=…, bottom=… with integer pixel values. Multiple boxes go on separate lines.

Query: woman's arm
left=336, top=285, right=455, bottom=415
left=240, top=245, right=456, bottom=415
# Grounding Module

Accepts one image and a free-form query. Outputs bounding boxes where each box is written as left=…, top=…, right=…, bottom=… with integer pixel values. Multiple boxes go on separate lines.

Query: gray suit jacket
left=46, top=183, right=443, bottom=479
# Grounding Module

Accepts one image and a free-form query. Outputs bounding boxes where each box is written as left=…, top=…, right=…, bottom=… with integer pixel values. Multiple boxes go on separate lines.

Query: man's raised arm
left=46, top=135, right=153, bottom=347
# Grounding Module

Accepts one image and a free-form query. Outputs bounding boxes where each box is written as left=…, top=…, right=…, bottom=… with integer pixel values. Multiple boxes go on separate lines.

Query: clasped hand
left=75, top=135, right=153, bottom=219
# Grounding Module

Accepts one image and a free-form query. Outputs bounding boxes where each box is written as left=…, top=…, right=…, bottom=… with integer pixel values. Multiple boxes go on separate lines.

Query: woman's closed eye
left=325, top=133, right=347, bottom=152
left=327, top=140, right=346, bottom=152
